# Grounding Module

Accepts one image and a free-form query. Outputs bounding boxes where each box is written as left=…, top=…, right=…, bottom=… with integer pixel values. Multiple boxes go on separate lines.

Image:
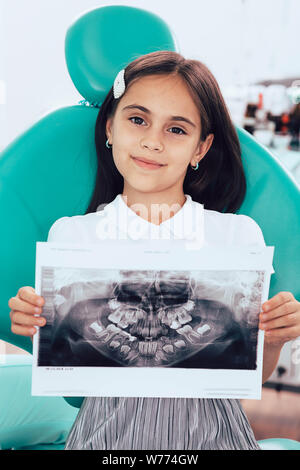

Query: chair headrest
left=65, top=5, right=177, bottom=104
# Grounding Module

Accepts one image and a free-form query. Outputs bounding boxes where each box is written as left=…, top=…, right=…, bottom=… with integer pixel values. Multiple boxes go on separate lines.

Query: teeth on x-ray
left=97, top=324, right=122, bottom=343
left=138, top=341, right=158, bottom=356
left=129, top=319, right=167, bottom=339
left=38, top=266, right=262, bottom=370
left=108, top=340, right=121, bottom=351
left=108, top=307, right=143, bottom=326
left=90, top=321, right=104, bottom=335
left=120, top=345, right=131, bottom=356
left=162, top=344, right=175, bottom=354
left=174, top=340, right=187, bottom=350
left=157, top=306, right=193, bottom=328
left=107, top=309, right=123, bottom=324
left=183, top=300, right=195, bottom=311
left=155, top=349, right=168, bottom=363
left=108, top=299, right=122, bottom=310
left=197, top=324, right=211, bottom=335
left=177, top=324, right=203, bottom=344
left=86, top=277, right=218, bottom=366
left=176, top=307, right=193, bottom=324
left=117, top=319, right=130, bottom=329
left=125, top=349, right=140, bottom=363
left=169, top=320, right=182, bottom=329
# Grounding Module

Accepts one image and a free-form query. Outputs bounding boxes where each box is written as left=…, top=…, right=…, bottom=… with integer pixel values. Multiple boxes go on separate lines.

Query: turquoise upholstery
left=0, top=355, right=78, bottom=450
left=237, top=127, right=300, bottom=302
left=258, top=438, right=300, bottom=450
left=0, top=4, right=299, bottom=451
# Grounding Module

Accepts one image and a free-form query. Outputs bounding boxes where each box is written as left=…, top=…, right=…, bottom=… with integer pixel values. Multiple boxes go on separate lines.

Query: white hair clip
left=113, top=69, right=126, bottom=99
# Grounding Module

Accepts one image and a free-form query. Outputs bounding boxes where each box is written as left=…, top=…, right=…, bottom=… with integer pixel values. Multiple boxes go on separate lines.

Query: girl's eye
left=129, top=116, right=145, bottom=126
left=129, top=117, right=186, bottom=135
left=169, top=127, right=186, bottom=135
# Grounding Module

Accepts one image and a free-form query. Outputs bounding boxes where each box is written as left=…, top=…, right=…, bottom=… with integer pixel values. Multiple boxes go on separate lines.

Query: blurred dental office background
left=1, top=0, right=300, bottom=443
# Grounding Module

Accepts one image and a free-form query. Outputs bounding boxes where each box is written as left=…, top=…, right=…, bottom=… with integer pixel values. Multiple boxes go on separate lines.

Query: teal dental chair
left=0, top=5, right=300, bottom=451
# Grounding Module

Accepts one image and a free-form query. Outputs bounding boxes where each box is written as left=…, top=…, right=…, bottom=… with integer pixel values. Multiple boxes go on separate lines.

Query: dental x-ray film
left=32, top=240, right=274, bottom=399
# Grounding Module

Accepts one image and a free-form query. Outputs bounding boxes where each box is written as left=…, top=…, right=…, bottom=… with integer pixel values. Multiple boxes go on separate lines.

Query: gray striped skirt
left=64, top=397, right=261, bottom=450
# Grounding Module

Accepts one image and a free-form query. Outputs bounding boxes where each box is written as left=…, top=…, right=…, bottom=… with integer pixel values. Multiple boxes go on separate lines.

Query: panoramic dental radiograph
left=43, top=270, right=257, bottom=369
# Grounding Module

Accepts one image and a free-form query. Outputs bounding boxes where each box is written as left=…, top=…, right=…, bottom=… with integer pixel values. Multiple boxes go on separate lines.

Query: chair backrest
left=0, top=5, right=299, bottom=356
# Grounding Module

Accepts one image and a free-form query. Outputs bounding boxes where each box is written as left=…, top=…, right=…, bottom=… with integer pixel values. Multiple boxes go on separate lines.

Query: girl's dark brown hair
left=85, top=50, right=246, bottom=214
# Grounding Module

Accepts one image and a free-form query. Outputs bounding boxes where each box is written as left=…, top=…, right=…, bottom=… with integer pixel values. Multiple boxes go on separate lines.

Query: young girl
left=9, top=51, right=300, bottom=450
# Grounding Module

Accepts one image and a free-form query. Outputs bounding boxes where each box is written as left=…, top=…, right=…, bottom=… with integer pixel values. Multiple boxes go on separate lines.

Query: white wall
left=1, top=0, right=300, bottom=149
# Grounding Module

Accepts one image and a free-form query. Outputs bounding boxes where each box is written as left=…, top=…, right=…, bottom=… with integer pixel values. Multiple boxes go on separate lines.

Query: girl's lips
left=131, top=156, right=166, bottom=170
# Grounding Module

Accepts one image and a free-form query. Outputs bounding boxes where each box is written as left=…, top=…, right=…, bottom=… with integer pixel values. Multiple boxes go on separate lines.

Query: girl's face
left=106, top=74, right=213, bottom=199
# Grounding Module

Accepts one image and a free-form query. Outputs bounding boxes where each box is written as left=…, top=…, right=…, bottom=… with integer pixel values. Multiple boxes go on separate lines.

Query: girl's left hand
left=259, top=291, right=300, bottom=346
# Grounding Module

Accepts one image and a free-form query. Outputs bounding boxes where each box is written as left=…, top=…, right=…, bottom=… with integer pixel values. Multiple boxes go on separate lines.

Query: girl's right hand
left=9, top=286, right=46, bottom=339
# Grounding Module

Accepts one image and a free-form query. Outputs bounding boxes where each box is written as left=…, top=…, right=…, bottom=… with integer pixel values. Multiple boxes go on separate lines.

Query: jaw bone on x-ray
left=40, top=268, right=260, bottom=370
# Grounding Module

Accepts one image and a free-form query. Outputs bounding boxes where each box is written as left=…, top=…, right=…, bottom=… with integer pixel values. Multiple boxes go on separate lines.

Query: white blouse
left=47, top=193, right=274, bottom=274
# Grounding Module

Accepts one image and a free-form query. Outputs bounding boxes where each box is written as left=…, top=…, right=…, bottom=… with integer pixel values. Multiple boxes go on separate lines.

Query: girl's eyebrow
left=121, top=104, right=196, bottom=128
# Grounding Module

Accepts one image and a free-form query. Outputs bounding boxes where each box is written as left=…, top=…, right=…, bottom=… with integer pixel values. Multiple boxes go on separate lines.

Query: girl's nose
left=142, top=142, right=162, bottom=151
left=141, top=134, right=163, bottom=152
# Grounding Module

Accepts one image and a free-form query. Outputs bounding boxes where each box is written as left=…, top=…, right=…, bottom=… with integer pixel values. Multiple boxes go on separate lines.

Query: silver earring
left=191, top=162, right=199, bottom=170
left=106, top=139, right=112, bottom=149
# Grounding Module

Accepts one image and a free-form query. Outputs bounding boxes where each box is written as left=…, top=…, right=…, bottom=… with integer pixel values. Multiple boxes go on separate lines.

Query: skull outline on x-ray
left=40, top=266, right=257, bottom=368
left=77, top=270, right=238, bottom=367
